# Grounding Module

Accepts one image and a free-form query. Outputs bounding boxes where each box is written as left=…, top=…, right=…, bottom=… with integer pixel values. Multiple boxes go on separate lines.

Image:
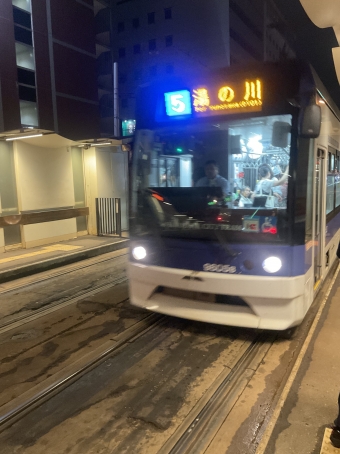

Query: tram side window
left=327, top=174, right=335, bottom=214
left=336, top=153, right=340, bottom=208
left=326, top=148, right=338, bottom=214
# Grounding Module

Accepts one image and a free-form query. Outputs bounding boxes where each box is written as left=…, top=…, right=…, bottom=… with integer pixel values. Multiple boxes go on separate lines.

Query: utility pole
left=113, top=61, right=120, bottom=137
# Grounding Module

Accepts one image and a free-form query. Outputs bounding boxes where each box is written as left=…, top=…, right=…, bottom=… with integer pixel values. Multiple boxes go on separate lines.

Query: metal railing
left=95, top=198, right=121, bottom=236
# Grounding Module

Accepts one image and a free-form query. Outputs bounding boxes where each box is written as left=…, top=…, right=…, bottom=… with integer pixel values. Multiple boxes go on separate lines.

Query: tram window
left=336, top=174, right=340, bottom=208
left=141, top=114, right=291, bottom=211
left=327, top=147, right=338, bottom=213
left=327, top=175, right=335, bottom=214
left=329, top=152, right=335, bottom=171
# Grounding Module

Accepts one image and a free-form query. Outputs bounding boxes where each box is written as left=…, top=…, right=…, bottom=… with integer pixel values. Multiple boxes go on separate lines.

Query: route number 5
left=164, top=90, right=192, bottom=117
left=170, top=94, right=186, bottom=113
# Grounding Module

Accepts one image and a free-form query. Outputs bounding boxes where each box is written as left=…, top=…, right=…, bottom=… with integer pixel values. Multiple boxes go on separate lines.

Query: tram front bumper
left=128, top=263, right=310, bottom=331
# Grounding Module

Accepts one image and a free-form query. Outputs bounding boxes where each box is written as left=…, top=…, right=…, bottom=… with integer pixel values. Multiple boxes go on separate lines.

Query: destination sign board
left=163, top=79, right=262, bottom=119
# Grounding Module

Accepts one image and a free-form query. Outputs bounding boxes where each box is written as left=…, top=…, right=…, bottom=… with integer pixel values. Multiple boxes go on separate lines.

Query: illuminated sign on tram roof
left=163, top=79, right=262, bottom=119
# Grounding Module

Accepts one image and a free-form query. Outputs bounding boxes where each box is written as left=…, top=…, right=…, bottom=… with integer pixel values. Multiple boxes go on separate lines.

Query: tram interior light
left=262, top=257, right=282, bottom=273
left=247, top=135, right=263, bottom=159
left=132, top=246, right=147, bottom=260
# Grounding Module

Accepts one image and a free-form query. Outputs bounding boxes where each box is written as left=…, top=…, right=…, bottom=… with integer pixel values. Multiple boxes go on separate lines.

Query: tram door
left=313, top=148, right=326, bottom=288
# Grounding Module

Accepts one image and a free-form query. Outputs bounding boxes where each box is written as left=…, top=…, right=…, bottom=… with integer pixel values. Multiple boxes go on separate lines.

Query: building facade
left=0, top=0, right=128, bottom=253
left=111, top=0, right=295, bottom=120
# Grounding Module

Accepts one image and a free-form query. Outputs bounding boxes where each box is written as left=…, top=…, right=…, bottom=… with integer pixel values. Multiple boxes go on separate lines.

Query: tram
left=128, top=60, right=340, bottom=330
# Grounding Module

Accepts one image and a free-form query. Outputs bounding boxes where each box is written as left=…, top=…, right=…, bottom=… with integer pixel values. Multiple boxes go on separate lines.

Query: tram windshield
left=132, top=114, right=292, bottom=241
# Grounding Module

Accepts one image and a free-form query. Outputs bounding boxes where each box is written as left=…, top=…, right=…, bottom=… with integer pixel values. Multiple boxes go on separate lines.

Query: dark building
left=0, top=0, right=129, bottom=253
left=94, top=0, right=116, bottom=137
left=0, top=0, right=100, bottom=140
left=110, top=0, right=295, bottom=121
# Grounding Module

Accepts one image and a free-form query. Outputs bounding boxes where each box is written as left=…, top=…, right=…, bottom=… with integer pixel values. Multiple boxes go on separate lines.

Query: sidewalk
left=259, top=264, right=340, bottom=454
left=0, top=235, right=129, bottom=284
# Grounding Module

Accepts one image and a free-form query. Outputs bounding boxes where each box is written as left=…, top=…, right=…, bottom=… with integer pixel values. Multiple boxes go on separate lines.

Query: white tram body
left=129, top=61, right=340, bottom=330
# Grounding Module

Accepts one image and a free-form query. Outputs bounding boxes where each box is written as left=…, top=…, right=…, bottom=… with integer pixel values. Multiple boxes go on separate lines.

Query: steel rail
left=0, top=249, right=128, bottom=295
left=161, top=262, right=340, bottom=454
left=0, top=252, right=128, bottom=334
left=0, top=312, right=164, bottom=433
left=159, top=331, right=275, bottom=454
left=0, top=274, right=128, bottom=335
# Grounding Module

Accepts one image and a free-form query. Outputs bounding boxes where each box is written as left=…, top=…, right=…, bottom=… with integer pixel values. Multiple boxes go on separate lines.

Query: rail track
left=0, top=258, right=338, bottom=453
left=0, top=312, right=163, bottom=433
left=0, top=250, right=128, bottom=334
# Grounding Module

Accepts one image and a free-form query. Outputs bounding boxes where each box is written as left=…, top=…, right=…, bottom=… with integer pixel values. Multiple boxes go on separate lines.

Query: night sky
left=273, top=0, right=340, bottom=106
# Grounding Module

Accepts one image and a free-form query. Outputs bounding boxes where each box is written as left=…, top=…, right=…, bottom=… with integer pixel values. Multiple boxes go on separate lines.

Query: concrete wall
left=14, top=141, right=77, bottom=248
left=0, top=139, right=127, bottom=250
left=0, top=228, right=4, bottom=253
left=15, top=141, right=74, bottom=211
left=83, top=147, right=98, bottom=235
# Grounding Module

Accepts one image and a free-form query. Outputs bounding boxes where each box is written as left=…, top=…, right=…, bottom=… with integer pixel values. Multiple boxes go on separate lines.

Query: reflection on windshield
left=133, top=114, right=291, bottom=237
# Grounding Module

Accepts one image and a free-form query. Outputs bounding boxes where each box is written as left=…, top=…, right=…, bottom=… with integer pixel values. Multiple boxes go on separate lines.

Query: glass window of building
left=14, top=25, right=33, bottom=46
left=17, top=67, right=35, bottom=85
left=133, top=44, right=141, bottom=54
left=13, top=6, right=31, bottom=28
left=12, top=0, right=31, bottom=12
left=20, top=100, right=38, bottom=126
left=118, top=47, right=126, bottom=58
left=18, top=85, right=36, bottom=102
left=148, top=12, right=155, bottom=24
left=117, top=22, right=124, bottom=33
left=149, top=39, right=156, bottom=51
left=15, top=42, right=35, bottom=70
left=165, top=35, right=173, bottom=47
left=132, top=18, right=140, bottom=28
left=164, top=7, right=172, bottom=19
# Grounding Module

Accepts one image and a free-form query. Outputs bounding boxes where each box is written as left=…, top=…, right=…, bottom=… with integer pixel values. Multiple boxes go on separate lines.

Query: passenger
left=252, top=164, right=288, bottom=199
left=272, top=165, right=288, bottom=202
left=238, top=186, right=253, bottom=208
left=196, top=160, right=230, bottom=196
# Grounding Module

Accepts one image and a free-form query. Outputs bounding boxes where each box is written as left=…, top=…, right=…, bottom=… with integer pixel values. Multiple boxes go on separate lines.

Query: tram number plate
left=242, top=217, right=260, bottom=232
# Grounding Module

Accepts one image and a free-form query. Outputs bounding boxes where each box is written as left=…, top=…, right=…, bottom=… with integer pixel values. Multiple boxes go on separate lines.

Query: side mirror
left=272, top=122, right=291, bottom=148
left=298, top=104, right=321, bottom=138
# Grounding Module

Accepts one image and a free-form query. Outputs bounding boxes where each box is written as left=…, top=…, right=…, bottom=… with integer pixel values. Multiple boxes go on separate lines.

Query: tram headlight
left=132, top=246, right=147, bottom=260
left=262, top=257, right=282, bottom=273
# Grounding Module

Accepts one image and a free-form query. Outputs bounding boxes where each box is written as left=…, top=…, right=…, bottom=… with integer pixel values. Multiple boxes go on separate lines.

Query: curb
left=0, top=239, right=129, bottom=284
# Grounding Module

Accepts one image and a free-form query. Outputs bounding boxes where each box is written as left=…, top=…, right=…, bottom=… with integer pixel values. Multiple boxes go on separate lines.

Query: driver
left=195, top=160, right=230, bottom=196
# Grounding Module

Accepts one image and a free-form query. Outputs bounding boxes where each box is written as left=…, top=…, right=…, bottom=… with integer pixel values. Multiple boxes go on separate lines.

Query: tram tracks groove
left=159, top=331, right=275, bottom=454
left=0, top=275, right=128, bottom=335
left=0, top=312, right=164, bottom=433
left=0, top=250, right=128, bottom=295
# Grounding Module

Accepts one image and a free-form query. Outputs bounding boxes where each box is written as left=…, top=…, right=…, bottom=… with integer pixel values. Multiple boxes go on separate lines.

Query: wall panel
left=15, top=141, right=75, bottom=211
left=51, top=0, right=96, bottom=54
left=0, top=5, right=21, bottom=132
left=57, top=96, right=100, bottom=140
